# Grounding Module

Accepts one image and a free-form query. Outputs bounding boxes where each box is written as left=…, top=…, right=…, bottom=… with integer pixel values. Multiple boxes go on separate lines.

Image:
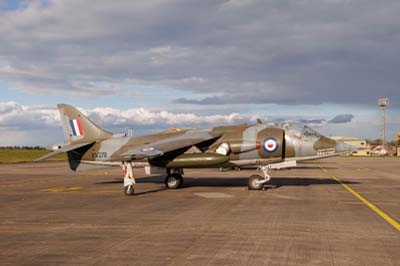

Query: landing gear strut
left=248, top=165, right=271, bottom=190
left=165, top=168, right=184, bottom=189
left=122, top=162, right=135, bottom=196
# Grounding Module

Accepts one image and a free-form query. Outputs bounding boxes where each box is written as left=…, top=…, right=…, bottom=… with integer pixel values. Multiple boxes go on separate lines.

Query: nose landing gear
left=248, top=165, right=271, bottom=190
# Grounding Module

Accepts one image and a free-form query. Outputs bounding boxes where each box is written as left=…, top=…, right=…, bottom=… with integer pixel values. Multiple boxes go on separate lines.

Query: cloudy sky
left=1, top=0, right=399, bottom=145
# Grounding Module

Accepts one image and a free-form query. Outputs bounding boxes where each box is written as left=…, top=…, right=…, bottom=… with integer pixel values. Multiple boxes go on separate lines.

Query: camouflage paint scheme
left=39, top=104, right=354, bottom=172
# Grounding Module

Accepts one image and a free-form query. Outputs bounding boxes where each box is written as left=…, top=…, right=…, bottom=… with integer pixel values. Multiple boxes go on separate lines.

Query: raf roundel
left=262, top=137, right=279, bottom=153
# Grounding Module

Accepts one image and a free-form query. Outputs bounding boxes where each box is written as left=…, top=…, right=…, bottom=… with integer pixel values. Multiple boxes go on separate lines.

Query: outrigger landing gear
left=248, top=165, right=271, bottom=190
left=122, top=162, right=135, bottom=196
left=165, top=169, right=184, bottom=189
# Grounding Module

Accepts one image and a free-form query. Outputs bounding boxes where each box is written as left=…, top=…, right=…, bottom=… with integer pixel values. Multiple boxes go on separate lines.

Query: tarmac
left=0, top=157, right=399, bottom=266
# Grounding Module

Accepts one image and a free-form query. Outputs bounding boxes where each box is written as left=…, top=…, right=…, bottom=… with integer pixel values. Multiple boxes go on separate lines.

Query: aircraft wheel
left=248, top=175, right=264, bottom=190
left=124, top=185, right=135, bottom=196
left=165, top=174, right=183, bottom=189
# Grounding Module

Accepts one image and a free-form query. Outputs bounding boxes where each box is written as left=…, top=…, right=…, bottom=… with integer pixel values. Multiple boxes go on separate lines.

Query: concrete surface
left=0, top=157, right=399, bottom=265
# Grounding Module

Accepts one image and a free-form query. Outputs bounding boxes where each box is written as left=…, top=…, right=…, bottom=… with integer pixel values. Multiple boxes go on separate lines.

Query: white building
left=331, top=136, right=371, bottom=156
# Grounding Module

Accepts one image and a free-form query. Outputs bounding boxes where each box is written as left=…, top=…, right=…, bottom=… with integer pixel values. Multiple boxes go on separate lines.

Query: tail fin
left=58, top=104, right=113, bottom=144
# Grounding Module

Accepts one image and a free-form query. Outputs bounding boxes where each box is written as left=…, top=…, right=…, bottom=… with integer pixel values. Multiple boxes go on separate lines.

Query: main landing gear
left=248, top=165, right=271, bottom=190
left=122, top=162, right=135, bottom=196
left=121, top=165, right=184, bottom=195
left=121, top=163, right=270, bottom=194
left=165, top=169, right=184, bottom=190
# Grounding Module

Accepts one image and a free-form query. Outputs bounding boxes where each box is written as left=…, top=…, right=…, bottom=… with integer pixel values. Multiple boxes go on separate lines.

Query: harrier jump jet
left=38, top=104, right=354, bottom=195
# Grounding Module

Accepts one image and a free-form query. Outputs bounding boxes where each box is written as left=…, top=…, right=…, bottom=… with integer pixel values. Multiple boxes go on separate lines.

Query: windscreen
left=283, top=123, right=323, bottom=140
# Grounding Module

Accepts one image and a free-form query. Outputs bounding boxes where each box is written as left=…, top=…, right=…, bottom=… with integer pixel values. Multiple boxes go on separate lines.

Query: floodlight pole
left=378, top=98, right=389, bottom=154
left=381, top=105, right=386, bottom=151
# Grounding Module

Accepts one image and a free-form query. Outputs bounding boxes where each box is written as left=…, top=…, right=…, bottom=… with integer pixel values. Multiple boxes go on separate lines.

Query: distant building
left=331, top=136, right=371, bottom=156
left=371, top=145, right=388, bottom=156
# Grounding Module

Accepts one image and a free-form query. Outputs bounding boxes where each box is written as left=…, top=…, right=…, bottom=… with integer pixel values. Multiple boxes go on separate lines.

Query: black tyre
left=248, top=175, right=264, bottom=190
left=165, top=174, right=183, bottom=189
left=124, top=185, right=135, bottom=196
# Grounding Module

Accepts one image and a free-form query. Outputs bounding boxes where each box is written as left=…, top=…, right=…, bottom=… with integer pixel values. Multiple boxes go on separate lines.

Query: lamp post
left=378, top=98, right=389, bottom=155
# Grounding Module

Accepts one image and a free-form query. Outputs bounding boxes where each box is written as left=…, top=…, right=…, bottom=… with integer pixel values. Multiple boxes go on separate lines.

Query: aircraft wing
left=118, top=129, right=220, bottom=160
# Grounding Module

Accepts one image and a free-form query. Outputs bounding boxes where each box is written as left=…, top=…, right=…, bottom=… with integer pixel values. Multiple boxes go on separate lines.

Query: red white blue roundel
left=263, top=137, right=279, bottom=153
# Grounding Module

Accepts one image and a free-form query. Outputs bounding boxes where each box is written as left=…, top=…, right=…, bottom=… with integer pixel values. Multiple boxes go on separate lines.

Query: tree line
left=0, top=146, right=45, bottom=150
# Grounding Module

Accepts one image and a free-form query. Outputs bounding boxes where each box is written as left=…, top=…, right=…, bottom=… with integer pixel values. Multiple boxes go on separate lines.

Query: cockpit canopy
left=282, top=123, right=323, bottom=140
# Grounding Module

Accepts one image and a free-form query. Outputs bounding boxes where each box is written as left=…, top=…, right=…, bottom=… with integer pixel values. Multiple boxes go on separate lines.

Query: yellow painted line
left=339, top=201, right=398, bottom=206
left=40, top=187, right=83, bottom=193
left=331, top=175, right=400, bottom=232
left=319, top=164, right=400, bottom=231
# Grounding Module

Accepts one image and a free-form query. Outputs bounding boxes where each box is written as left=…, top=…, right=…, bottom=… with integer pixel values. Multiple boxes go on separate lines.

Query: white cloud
left=0, top=101, right=59, bottom=129
left=2, top=101, right=395, bottom=146
left=0, top=101, right=255, bottom=145
left=0, top=101, right=253, bottom=129
left=86, top=107, right=251, bottom=127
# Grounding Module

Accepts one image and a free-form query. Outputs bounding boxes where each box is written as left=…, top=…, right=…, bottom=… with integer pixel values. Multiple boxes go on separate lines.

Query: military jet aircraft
left=37, top=104, right=355, bottom=195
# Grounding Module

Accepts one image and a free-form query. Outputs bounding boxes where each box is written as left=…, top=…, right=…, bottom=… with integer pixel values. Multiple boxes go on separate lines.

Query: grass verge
left=0, top=149, right=67, bottom=163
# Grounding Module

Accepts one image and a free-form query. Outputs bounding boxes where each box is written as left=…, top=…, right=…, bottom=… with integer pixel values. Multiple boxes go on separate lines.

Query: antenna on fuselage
left=127, top=128, right=134, bottom=137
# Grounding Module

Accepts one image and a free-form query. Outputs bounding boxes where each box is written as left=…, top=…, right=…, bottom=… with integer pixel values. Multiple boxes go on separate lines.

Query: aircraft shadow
left=95, top=176, right=359, bottom=189
left=179, top=177, right=358, bottom=188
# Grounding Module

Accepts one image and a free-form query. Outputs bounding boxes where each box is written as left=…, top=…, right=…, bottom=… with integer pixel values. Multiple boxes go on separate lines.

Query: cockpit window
left=282, top=123, right=303, bottom=138
left=302, top=126, right=321, bottom=138
left=283, top=123, right=322, bottom=140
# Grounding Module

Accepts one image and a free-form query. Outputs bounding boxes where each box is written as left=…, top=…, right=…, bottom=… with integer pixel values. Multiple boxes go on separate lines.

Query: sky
left=0, top=0, right=399, bottom=146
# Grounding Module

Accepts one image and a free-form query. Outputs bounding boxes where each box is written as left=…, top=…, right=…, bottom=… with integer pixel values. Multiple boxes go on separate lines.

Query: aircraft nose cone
left=335, top=141, right=357, bottom=154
